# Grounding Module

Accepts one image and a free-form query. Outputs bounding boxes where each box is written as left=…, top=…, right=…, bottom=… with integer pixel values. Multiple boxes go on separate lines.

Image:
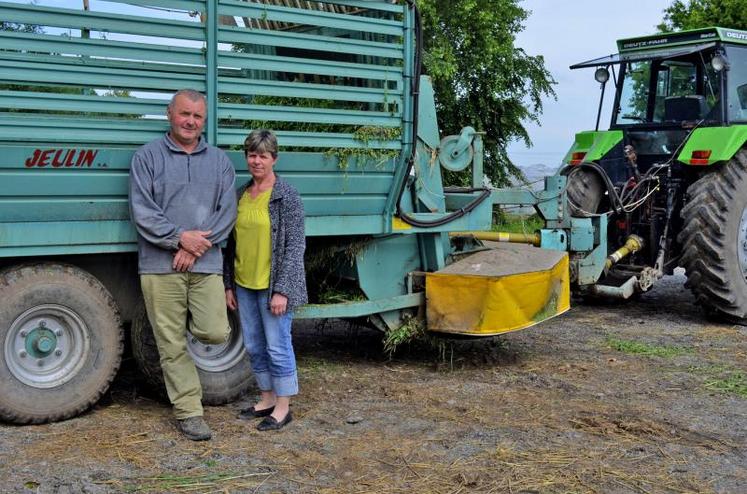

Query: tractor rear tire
left=679, top=149, right=747, bottom=323
left=0, top=263, right=123, bottom=424
left=131, top=302, right=253, bottom=405
left=563, top=166, right=605, bottom=217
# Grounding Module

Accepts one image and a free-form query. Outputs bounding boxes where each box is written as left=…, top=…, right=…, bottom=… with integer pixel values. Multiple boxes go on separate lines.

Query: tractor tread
left=678, top=149, right=747, bottom=322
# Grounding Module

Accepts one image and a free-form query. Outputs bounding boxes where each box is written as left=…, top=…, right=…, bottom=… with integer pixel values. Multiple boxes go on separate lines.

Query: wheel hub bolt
left=20, top=330, right=27, bottom=338
left=55, top=350, right=62, bottom=357
left=37, top=359, right=44, bottom=367
left=39, top=321, right=46, bottom=328
left=191, top=337, right=197, bottom=344
left=55, top=329, right=63, bottom=337
left=205, top=346, right=212, bottom=352
left=37, top=336, right=54, bottom=353
left=19, top=350, right=27, bottom=358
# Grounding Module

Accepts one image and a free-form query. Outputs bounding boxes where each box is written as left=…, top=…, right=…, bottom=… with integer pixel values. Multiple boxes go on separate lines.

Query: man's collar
left=163, top=133, right=208, bottom=154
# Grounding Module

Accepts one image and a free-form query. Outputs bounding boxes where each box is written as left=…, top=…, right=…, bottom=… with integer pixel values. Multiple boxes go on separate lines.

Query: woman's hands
left=226, top=289, right=287, bottom=316
left=225, top=288, right=237, bottom=311
left=270, top=293, right=288, bottom=316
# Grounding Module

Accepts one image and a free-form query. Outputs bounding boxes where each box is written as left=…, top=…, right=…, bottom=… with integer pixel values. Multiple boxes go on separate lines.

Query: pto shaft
left=449, top=231, right=541, bottom=246
left=606, top=235, right=644, bottom=270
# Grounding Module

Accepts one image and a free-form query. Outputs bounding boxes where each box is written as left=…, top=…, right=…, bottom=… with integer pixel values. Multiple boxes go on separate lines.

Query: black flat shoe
left=256, top=411, right=292, bottom=431
left=238, top=405, right=275, bottom=420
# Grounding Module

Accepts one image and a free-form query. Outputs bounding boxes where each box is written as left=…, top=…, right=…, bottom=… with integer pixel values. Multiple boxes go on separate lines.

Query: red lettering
left=64, top=150, right=76, bottom=167
left=38, top=149, right=53, bottom=167
left=79, top=150, right=97, bottom=168
left=24, top=148, right=101, bottom=168
left=25, top=149, right=41, bottom=167
left=51, top=149, right=64, bottom=168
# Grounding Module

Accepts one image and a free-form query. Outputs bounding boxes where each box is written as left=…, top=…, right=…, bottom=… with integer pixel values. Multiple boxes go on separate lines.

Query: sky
left=507, top=0, right=674, bottom=170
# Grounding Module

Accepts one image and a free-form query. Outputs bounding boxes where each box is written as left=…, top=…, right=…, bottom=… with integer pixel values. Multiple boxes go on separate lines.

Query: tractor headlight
left=711, top=52, right=729, bottom=72
left=594, top=67, right=610, bottom=84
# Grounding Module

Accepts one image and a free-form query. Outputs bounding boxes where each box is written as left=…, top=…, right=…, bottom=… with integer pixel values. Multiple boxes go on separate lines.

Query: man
left=129, top=89, right=237, bottom=441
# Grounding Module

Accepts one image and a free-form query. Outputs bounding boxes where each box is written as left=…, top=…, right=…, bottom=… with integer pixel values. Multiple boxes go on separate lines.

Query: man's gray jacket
left=129, top=134, right=237, bottom=274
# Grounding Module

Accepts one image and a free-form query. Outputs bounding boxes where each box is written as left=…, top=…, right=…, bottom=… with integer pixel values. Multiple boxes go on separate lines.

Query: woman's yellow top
left=234, top=188, right=272, bottom=290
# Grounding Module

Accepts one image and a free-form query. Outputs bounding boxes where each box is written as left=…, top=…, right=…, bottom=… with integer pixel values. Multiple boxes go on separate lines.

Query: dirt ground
left=1, top=270, right=746, bottom=493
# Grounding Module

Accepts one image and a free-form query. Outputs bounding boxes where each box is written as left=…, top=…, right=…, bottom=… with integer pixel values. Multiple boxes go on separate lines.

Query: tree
left=414, top=0, right=555, bottom=187
left=658, top=0, right=747, bottom=32
left=0, top=21, right=42, bottom=34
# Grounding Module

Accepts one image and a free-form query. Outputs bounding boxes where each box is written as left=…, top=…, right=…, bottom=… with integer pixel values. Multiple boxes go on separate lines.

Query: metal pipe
left=595, top=78, right=606, bottom=131
left=605, top=234, right=644, bottom=270
left=587, top=275, right=637, bottom=299
left=449, top=231, right=540, bottom=246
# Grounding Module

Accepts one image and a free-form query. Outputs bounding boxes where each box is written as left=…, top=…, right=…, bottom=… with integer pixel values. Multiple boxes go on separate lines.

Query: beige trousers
left=141, top=273, right=230, bottom=419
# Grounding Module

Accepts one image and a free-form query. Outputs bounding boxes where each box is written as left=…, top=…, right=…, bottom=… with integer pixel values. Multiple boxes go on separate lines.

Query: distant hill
left=500, top=162, right=563, bottom=215
left=513, top=162, right=561, bottom=188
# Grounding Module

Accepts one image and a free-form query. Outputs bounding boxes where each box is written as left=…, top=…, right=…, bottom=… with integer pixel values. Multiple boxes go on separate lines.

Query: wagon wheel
left=0, top=263, right=123, bottom=424
left=130, top=302, right=253, bottom=404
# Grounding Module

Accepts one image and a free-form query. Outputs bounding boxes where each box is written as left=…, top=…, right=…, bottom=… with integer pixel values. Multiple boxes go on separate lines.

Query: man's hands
left=173, top=230, right=211, bottom=272
left=172, top=248, right=197, bottom=272
left=179, top=230, right=212, bottom=257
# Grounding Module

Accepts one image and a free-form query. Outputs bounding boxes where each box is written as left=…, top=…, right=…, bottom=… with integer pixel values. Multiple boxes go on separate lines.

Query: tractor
left=555, top=26, right=747, bottom=322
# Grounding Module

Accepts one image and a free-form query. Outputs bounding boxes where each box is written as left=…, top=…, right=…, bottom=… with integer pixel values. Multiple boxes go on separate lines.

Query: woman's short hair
left=244, top=129, right=278, bottom=158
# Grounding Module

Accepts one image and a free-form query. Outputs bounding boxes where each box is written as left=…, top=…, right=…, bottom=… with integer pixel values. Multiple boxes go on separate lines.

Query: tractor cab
left=569, top=27, right=747, bottom=178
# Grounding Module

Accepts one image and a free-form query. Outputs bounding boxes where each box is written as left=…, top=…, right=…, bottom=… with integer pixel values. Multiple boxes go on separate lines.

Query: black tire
left=0, top=263, right=123, bottom=424
left=679, top=149, right=747, bottom=323
left=130, top=302, right=253, bottom=405
left=563, top=166, right=605, bottom=217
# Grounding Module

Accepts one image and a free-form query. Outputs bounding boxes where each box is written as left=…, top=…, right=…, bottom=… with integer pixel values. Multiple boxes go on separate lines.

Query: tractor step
left=426, top=243, right=570, bottom=336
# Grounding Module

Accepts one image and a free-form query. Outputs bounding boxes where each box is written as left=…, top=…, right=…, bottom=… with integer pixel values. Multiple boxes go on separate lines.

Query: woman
left=224, top=129, right=307, bottom=431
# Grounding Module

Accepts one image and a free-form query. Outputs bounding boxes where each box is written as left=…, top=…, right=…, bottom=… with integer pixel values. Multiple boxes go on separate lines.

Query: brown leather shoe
left=256, top=411, right=292, bottom=431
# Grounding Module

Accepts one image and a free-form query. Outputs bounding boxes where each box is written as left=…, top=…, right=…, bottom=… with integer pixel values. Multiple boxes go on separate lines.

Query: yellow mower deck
left=426, top=244, right=570, bottom=336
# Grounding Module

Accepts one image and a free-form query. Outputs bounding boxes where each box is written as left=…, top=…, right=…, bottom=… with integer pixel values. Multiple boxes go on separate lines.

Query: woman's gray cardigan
left=223, top=176, right=308, bottom=310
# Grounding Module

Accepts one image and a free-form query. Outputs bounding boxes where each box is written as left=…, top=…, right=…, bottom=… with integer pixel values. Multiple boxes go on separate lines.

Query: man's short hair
left=244, top=129, right=278, bottom=158
left=169, top=89, right=206, bottom=109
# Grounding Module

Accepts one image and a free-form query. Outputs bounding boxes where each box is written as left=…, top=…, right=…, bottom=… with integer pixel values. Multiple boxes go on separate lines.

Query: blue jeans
left=235, top=286, right=298, bottom=397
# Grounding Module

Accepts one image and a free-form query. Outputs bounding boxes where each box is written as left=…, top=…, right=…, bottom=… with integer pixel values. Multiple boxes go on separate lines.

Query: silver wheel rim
left=4, top=304, right=90, bottom=389
left=739, top=206, right=747, bottom=281
left=186, top=316, right=245, bottom=373
left=737, top=207, right=747, bottom=281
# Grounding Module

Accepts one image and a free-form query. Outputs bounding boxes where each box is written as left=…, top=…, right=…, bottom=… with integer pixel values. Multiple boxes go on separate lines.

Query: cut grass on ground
left=705, top=371, right=747, bottom=397
left=606, top=337, right=693, bottom=358
left=690, top=365, right=747, bottom=397
left=122, top=471, right=273, bottom=493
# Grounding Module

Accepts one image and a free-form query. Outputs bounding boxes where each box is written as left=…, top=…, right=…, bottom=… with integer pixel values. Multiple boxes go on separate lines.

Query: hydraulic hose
left=393, top=0, right=421, bottom=220
left=401, top=187, right=493, bottom=228
left=395, top=2, right=493, bottom=228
